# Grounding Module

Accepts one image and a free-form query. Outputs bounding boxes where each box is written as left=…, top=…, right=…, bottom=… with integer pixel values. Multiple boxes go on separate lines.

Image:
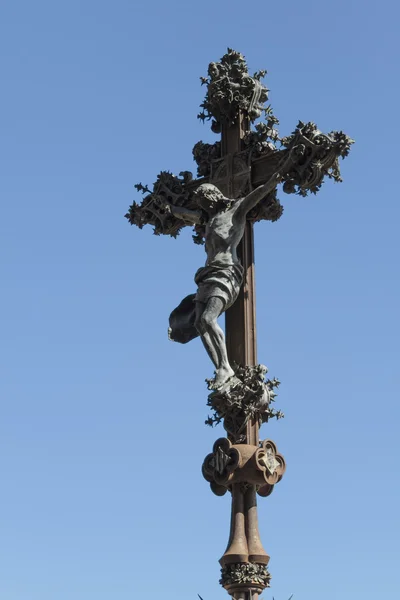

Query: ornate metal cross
left=126, top=49, right=352, bottom=599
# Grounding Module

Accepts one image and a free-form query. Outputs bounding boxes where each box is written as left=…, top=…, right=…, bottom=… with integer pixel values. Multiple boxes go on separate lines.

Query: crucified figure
left=167, top=173, right=281, bottom=390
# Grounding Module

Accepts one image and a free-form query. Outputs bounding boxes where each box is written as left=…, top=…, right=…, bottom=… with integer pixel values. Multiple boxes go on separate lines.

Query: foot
left=208, top=365, right=236, bottom=390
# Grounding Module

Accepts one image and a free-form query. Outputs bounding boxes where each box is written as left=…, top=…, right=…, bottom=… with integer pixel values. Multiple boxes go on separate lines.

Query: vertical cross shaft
left=222, top=118, right=259, bottom=447
left=219, top=119, right=267, bottom=600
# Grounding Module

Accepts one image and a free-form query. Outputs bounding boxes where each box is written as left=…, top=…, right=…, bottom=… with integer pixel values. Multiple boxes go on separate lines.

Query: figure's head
left=208, top=62, right=219, bottom=79
left=193, top=184, right=227, bottom=215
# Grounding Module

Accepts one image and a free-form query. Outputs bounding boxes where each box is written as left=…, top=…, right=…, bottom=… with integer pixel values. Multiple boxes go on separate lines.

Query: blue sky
left=0, top=1, right=399, bottom=599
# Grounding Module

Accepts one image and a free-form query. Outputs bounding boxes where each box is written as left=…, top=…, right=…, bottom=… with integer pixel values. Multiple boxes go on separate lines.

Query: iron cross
left=126, top=49, right=352, bottom=599
left=126, top=48, right=352, bottom=446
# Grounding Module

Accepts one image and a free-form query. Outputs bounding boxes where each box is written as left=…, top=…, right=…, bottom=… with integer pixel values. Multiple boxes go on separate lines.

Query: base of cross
left=205, top=364, right=283, bottom=442
left=202, top=359, right=286, bottom=598
left=202, top=438, right=286, bottom=598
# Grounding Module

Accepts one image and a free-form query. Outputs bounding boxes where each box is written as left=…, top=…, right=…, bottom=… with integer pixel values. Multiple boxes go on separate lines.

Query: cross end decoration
left=126, top=48, right=353, bottom=241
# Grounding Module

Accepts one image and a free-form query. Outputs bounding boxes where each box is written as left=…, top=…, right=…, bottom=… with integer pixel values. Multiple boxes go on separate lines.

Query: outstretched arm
left=235, top=173, right=282, bottom=219
left=153, top=197, right=202, bottom=225
left=169, top=204, right=202, bottom=225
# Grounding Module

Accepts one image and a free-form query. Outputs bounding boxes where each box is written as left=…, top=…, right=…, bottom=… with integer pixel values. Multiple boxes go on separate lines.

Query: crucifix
left=126, top=49, right=353, bottom=599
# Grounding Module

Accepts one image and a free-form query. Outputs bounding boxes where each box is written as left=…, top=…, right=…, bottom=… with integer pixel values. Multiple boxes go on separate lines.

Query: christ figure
left=167, top=174, right=280, bottom=390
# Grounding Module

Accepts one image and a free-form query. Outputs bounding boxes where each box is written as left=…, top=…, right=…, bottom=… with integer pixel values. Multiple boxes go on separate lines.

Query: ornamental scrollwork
left=126, top=50, right=353, bottom=241
left=280, top=120, right=354, bottom=197
left=125, top=170, right=196, bottom=239
left=243, top=108, right=281, bottom=161
left=192, top=140, right=221, bottom=177
left=198, top=48, right=269, bottom=133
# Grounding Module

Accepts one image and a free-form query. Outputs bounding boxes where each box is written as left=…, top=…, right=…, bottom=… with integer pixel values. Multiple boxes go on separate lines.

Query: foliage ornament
left=280, top=121, right=353, bottom=196
left=197, top=48, right=269, bottom=133
left=220, top=562, right=271, bottom=591
left=125, top=49, right=353, bottom=245
left=205, top=365, right=282, bottom=441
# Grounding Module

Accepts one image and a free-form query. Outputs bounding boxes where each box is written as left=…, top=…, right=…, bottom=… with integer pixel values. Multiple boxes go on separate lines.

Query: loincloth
left=194, top=262, right=244, bottom=310
left=168, top=262, right=244, bottom=345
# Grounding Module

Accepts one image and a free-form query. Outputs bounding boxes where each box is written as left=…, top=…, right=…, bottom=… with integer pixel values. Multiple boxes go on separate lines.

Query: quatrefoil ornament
left=255, top=439, right=286, bottom=496
left=202, top=437, right=286, bottom=497
left=202, top=438, right=240, bottom=496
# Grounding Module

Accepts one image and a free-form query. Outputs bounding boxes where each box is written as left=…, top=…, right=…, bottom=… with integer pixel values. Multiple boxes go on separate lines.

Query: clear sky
left=0, top=1, right=399, bottom=599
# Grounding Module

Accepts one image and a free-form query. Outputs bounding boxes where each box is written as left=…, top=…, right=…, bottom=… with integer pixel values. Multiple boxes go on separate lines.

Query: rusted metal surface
left=220, top=119, right=269, bottom=600
left=222, top=119, right=259, bottom=449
